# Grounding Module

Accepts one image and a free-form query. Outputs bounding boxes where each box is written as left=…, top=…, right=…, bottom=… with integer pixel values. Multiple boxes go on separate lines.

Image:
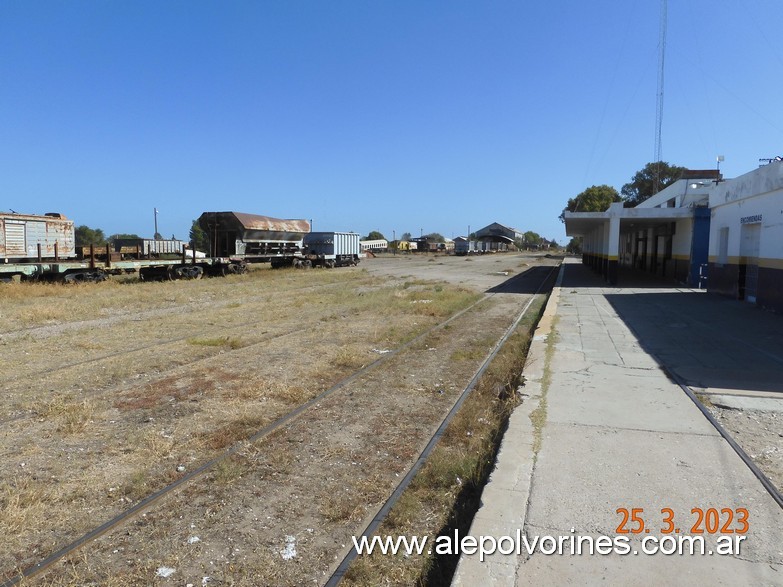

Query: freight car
left=197, top=212, right=311, bottom=267
left=302, top=232, right=361, bottom=268
left=197, top=212, right=363, bottom=269
left=0, top=212, right=239, bottom=282
left=1, top=212, right=76, bottom=262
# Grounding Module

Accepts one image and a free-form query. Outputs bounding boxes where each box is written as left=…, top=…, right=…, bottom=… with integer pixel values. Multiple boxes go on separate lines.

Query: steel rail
left=325, top=263, right=560, bottom=586
left=603, top=302, right=783, bottom=510
left=1, top=270, right=524, bottom=587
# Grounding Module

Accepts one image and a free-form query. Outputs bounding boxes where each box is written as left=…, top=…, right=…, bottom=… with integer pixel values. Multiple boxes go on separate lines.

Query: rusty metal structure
left=0, top=212, right=76, bottom=262
left=198, top=211, right=311, bottom=266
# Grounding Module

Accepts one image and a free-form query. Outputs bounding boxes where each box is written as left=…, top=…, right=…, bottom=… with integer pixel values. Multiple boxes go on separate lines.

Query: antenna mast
left=654, top=0, right=667, bottom=194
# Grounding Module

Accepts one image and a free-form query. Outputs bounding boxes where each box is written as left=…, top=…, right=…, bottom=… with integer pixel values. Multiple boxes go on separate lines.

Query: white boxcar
left=303, top=232, right=360, bottom=267
left=0, top=212, right=76, bottom=261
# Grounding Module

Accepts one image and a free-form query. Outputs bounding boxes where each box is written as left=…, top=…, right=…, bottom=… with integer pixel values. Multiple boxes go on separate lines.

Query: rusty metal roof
left=232, top=212, right=310, bottom=233
left=201, top=212, right=310, bottom=233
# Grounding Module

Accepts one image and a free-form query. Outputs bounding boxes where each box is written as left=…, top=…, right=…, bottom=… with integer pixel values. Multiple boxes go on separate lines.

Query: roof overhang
left=477, top=235, right=514, bottom=243
left=564, top=207, right=697, bottom=237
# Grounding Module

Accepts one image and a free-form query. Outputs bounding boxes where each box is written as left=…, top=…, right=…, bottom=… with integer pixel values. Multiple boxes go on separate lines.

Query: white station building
left=564, top=160, right=783, bottom=314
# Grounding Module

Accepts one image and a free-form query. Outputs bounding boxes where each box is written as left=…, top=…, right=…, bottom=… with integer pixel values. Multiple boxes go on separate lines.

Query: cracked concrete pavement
left=453, top=259, right=783, bottom=586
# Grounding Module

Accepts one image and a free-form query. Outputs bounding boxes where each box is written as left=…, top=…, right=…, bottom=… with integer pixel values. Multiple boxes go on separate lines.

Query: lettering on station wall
left=740, top=214, right=762, bottom=224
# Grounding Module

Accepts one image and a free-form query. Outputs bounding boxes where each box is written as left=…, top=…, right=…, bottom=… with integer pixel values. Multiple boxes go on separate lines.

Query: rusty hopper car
left=303, top=232, right=360, bottom=267
left=0, top=212, right=76, bottom=262
left=198, top=212, right=311, bottom=266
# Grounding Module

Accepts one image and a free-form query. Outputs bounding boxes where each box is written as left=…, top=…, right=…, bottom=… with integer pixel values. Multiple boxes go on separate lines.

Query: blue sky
left=2, top=1, right=782, bottom=244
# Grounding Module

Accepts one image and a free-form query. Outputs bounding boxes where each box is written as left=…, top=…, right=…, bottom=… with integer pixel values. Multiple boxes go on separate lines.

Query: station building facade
left=707, top=161, right=783, bottom=311
left=564, top=161, right=783, bottom=313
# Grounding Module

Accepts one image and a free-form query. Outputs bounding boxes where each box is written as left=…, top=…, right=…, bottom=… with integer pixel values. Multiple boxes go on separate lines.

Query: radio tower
left=653, top=0, right=667, bottom=194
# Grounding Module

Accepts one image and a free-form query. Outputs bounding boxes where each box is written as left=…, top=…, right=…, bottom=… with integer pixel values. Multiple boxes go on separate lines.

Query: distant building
left=474, top=222, right=523, bottom=251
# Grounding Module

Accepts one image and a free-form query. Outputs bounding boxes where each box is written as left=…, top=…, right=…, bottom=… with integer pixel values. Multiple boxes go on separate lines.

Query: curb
left=451, top=263, right=565, bottom=585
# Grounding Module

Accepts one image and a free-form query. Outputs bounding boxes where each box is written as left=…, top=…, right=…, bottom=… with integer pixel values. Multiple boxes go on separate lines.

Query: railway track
left=0, top=326, right=309, bottom=427
left=0, top=275, right=352, bottom=342
left=326, top=263, right=559, bottom=585
left=595, top=299, right=783, bottom=510
left=599, top=294, right=783, bottom=508
left=1, top=261, right=559, bottom=586
left=0, top=277, right=370, bottom=425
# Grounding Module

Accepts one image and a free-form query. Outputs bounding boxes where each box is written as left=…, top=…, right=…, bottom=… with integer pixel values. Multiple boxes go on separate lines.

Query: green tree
left=108, top=233, right=141, bottom=243
left=523, top=230, right=542, bottom=248
left=75, top=225, right=107, bottom=247
left=424, top=232, right=445, bottom=243
left=364, top=230, right=385, bottom=241
left=400, top=232, right=412, bottom=241
left=566, top=237, right=583, bottom=254
left=621, top=161, right=685, bottom=207
left=559, top=184, right=621, bottom=222
left=189, top=220, right=209, bottom=252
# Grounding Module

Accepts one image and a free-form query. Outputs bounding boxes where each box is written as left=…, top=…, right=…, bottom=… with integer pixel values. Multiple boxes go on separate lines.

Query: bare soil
left=0, top=252, right=557, bottom=586
left=706, top=405, right=783, bottom=496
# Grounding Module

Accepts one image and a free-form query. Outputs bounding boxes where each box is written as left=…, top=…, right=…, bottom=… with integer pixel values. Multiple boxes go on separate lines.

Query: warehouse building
left=474, top=222, right=523, bottom=251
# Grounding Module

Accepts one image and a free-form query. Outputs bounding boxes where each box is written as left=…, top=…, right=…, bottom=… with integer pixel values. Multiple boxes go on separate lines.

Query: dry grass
left=33, top=394, right=95, bottom=434
left=0, top=254, right=553, bottom=585
left=342, top=295, right=548, bottom=586
left=187, top=336, right=244, bottom=349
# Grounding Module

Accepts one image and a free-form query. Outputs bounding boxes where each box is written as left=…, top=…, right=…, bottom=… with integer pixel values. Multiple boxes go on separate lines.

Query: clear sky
left=2, top=1, right=782, bottom=244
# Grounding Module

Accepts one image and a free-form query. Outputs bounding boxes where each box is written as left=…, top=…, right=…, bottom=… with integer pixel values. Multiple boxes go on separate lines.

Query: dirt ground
left=706, top=405, right=783, bottom=497
left=0, top=252, right=557, bottom=586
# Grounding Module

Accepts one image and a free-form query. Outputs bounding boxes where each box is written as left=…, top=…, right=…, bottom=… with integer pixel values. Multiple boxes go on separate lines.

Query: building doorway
left=739, top=223, right=761, bottom=303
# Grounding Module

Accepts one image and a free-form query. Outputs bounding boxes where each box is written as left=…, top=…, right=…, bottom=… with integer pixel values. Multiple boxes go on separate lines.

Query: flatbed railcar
left=0, top=212, right=242, bottom=282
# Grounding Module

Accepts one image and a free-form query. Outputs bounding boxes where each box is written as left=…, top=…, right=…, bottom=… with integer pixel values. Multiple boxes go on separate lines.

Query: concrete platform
left=452, top=259, right=783, bottom=586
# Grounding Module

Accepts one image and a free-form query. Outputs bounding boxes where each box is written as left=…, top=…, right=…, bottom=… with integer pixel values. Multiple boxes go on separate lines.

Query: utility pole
left=653, top=0, right=668, bottom=195
left=154, top=208, right=159, bottom=239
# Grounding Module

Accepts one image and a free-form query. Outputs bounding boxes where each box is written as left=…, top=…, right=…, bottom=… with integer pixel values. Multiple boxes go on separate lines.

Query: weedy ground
left=0, top=254, right=558, bottom=586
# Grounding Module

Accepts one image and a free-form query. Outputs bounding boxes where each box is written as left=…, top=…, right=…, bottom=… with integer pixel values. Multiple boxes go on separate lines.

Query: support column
left=607, top=213, right=620, bottom=285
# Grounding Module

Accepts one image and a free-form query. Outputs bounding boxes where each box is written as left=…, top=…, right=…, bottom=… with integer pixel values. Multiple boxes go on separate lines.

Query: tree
left=364, top=230, right=385, bottom=241
left=189, top=220, right=209, bottom=252
left=523, top=230, right=542, bottom=248
left=566, top=237, right=583, bottom=254
left=75, top=225, right=107, bottom=247
left=559, top=184, right=621, bottom=222
left=400, top=232, right=412, bottom=241
left=108, top=233, right=141, bottom=243
left=621, top=161, right=685, bottom=207
left=424, top=233, right=445, bottom=243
